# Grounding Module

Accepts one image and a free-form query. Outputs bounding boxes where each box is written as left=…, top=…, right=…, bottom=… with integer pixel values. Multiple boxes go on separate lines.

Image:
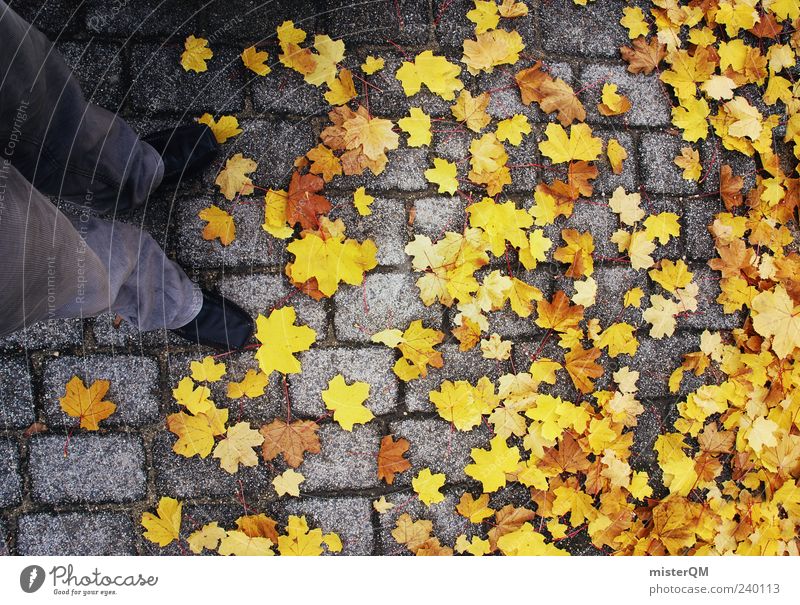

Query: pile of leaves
left=55, top=0, right=800, bottom=555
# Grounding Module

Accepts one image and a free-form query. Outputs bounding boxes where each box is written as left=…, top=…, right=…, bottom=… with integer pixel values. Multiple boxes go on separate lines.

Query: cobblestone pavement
left=0, top=0, right=750, bottom=555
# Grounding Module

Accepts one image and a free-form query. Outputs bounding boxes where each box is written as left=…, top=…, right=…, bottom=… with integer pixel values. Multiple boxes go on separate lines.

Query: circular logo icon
left=20, top=565, right=45, bottom=593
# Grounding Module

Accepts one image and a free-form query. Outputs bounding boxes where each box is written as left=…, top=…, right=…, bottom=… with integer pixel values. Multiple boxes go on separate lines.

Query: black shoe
left=171, top=288, right=255, bottom=351
left=143, top=124, right=219, bottom=187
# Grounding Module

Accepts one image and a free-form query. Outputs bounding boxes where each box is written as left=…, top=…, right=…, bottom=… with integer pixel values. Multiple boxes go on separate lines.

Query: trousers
left=0, top=1, right=202, bottom=337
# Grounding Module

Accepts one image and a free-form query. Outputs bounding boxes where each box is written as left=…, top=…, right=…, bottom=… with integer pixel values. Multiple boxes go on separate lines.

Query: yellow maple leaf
left=287, top=231, right=378, bottom=297
left=241, top=45, right=271, bottom=76
left=180, top=35, right=212, bottom=73
left=215, top=153, right=257, bottom=200
left=166, top=406, right=228, bottom=458
left=620, top=6, right=649, bottom=38
left=273, top=468, right=305, bottom=497
left=595, top=322, right=638, bottom=357
left=398, top=107, right=432, bottom=147
left=141, top=496, right=182, bottom=546
left=197, top=113, right=242, bottom=144
left=253, top=306, right=316, bottom=377
left=751, top=284, right=800, bottom=358
left=321, top=374, right=374, bottom=431
left=429, top=379, right=485, bottom=430
left=424, top=157, right=458, bottom=195
left=495, top=114, right=531, bottom=146
left=187, top=521, right=227, bottom=554
left=361, top=55, right=385, bottom=74
left=462, top=29, right=525, bottom=75
left=218, top=530, right=274, bottom=555
left=190, top=356, right=226, bottom=382
left=597, top=83, right=631, bottom=116
left=451, top=90, right=491, bottom=132
left=465, top=435, right=521, bottom=492
left=212, top=421, right=265, bottom=473
left=304, top=35, right=345, bottom=86
left=227, top=369, right=268, bottom=399
left=324, top=68, right=357, bottom=106
left=262, top=188, right=293, bottom=239
left=353, top=187, right=374, bottom=216
left=412, top=468, right=446, bottom=505
left=644, top=212, right=680, bottom=244
left=606, top=138, right=628, bottom=175
left=198, top=205, right=236, bottom=246
left=649, top=259, right=693, bottom=293
left=467, top=197, right=532, bottom=256
left=643, top=294, right=680, bottom=338
left=306, top=144, right=342, bottom=182
left=538, top=123, right=603, bottom=164
left=674, top=146, right=702, bottom=181
left=671, top=96, right=710, bottom=142
left=342, top=111, right=399, bottom=161
left=396, top=50, right=463, bottom=100
left=456, top=492, right=495, bottom=523
left=172, top=376, right=212, bottom=415
left=58, top=376, right=116, bottom=430
left=608, top=186, right=644, bottom=226
left=466, top=0, right=499, bottom=33
left=372, top=320, right=445, bottom=381
left=497, top=522, right=569, bottom=555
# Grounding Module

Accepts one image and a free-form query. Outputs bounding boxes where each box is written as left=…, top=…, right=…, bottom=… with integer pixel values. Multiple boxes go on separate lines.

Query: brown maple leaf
left=259, top=418, right=321, bottom=468
left=515, top=61, right=551, bottom=105
left=567, top=161, right=598, bottom=197
left=235, top=513, right=279, bottom=543
left=392, top=513, right=433, bottom=553
left=750, top=14, right=783, bottom=39
left=564, top=344, right=603, bottom=394
left=286, top=171, right=331, bottom=229
left=535, top=291, right=584, bottom=332
left=620, top=37, right=667, bottom=75
left=537, top=77, right=586, bottom=126
left=488, top=504, right=535, bottom=551
left=377, top=435, right=412, bottom=485
left=415, top=538, right=454, bottom=556
left=719, top=164, right=743, bottom=210
left=697, top=421, right=734, bottom=455
left=708, top=238, right=757, bottom=279
left=540, top=432, right=592, bottom=474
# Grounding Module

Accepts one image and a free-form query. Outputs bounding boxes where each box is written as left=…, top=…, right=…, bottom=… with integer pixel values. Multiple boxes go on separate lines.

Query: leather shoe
left=171, top=288, right=255, bottom=351
left=143, top=123, right=219, bottom=187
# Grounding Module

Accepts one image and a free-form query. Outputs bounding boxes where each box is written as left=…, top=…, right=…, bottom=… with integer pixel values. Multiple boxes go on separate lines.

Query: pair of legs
left=0, top=1, right=202, bottom=338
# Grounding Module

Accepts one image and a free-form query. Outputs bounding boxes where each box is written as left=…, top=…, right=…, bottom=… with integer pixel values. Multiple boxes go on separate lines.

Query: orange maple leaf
left=259, top=418, right=321, bottom=468
left=377, top=435, right=412, bottom=485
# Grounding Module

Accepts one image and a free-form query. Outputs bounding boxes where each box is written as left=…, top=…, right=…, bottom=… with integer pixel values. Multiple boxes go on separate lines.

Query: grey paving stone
left=334, top=272, right=442, bottom=342
left=640, top=133, right=699, bottom=195
left=217, top=273, right=329, bottom=339
left=540, top=0, right=629, bottom=59
left=405, top=343, right=510, bottom=412
left=390, top=417, right=490, bottom=485
left=175, top=194, right=290, bottom=270
left=680, top=263, right=743, bottom=331
left=700, top=138, right=757, bottom=194
left=623, top=332, right=703, bottom=398
left=202, top=118, right=315, bottom=192
left=561, top=264, right=650, bottom=326
left=412, top=195, right=468, bottom=238
left=0, top=318, right=84, bottom=350
left=0, top=356, right=36, bottom=430
left=12, top=0, right=84, bottom=36
left=252, top=64, right=328, bottom=116
left=378, top=489, right=474, bottom=554
left=579, top=64, right=672, bottom=128
left=0, top=439, right=22, bottom=508
left=29, top=433, right=146, bottom=504
left=506, top=134, right=542, bottom=193
left=683, top=196, right=723, bottom=261
left=327, top=0, right=430, bottom=45
left=298, top=423, right=381, bottom=490
left=91, top=312, right=189, bottom=348
left=42, top=355, right=161, bottom=428
left=16, top=512, right=138, bottom=555
left=164, top=350, right=283, bottom=423
left=630, top=400, right=680, bottom=471
left=540, top=200, right=619, bottom=259
left=202, top=0, right=321, bottom=45
left=335, top=148, right=430, bottom=192
left=56, top=41, right=124, bottom=111
left=128, top=44, right=246, bottom=114
left=285, top=496, right=374, bottom=555
left=328, top=195, right=409, bottom=267
left=434, top=0, right=535, bottom=50
left=85, top=0, right=199, bottom=38
left=289, top=346, right=399, bottom=416
left=592, top=130, right=637, bottom=196
left=153, top=431, right=274, bottom=499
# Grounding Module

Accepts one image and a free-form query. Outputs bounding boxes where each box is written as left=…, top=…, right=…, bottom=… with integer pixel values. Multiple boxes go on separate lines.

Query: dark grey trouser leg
left=0, top=0, right=163, bottom=215
left=0, top=164, right=202, bottom=337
